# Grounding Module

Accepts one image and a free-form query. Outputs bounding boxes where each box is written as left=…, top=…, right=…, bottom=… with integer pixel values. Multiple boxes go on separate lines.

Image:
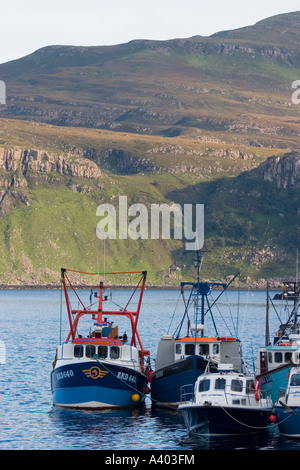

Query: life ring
left=255, top=380, right=261, bottom=401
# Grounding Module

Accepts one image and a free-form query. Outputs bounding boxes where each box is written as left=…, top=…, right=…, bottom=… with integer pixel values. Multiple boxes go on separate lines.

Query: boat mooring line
left=93, top=354, right=177, bottom=409
left=93, top=354, right=147, bottom=398
left=217, top=402, right=276, bottom=430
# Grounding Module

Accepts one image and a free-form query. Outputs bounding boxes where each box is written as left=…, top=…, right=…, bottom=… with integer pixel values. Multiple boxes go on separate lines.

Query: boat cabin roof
left=175, top=336, right=237, bottom=344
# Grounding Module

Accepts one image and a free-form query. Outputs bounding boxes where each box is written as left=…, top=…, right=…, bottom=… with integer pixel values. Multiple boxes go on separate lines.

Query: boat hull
left=180, top=404, right=272, bottom=436
left=274, top=406, right=300, bottom=439
left=257, top=364, right=291, bottom=404
left=51, top=360, right=147, bottom=409
left=151, top=356, right=218, bottom=407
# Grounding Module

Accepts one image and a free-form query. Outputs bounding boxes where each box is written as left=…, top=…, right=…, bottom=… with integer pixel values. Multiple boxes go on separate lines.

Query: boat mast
left=178, top=251, right=239, bottom=339
left=265, top=280, right=270, bottom=346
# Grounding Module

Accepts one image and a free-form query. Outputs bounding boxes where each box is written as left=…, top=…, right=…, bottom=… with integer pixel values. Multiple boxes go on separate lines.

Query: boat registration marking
left=117, top=371, right=137, bottom=383
left=57, top=369, right=74, bottom=380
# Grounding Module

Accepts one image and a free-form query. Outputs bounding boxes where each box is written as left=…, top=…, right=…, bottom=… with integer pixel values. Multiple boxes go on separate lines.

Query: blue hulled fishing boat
left=273, top=366, right=300, bottom=439
left=150, top=251, right=245, bottom=408
left=256, top=279, right=300, bottom=404
left=51, top=268, right=150, bottom=409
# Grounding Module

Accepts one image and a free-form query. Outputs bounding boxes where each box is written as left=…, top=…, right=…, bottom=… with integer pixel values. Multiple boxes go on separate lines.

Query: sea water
left=1, top=287, right=300, bottom=451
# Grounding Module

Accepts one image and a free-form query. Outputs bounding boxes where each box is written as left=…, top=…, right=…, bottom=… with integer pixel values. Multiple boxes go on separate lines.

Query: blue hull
left=275, top=406, right=300, bottom=439
left=151, top=356, right=217, bottom=407
left=181, top=405, right=272, bottom=436
left=258, top=364, right=291, bottom=404
left=51, top=360, right=147, bottom=409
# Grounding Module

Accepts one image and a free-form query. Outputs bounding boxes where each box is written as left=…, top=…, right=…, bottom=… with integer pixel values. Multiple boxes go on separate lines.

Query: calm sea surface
left=1, top=287, right=300, bottom=451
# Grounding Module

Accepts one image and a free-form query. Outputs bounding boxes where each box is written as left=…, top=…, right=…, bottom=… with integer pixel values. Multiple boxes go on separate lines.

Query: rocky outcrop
left=247, top=153, right=300, bottom=188
left=0, top=147, right=101, bottom=216
left=0, top=147, right=101, bottom=179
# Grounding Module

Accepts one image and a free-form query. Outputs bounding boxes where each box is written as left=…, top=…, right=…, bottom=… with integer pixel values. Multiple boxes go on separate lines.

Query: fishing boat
left=256, top=278, right=300, bottom=404
left=273, top=366, right=300, bottom=439
left=51, top=268, right=151, bottom=409
left=150, top=251, right=245, bottom=408
left=178, top=364, right=273, bottom=436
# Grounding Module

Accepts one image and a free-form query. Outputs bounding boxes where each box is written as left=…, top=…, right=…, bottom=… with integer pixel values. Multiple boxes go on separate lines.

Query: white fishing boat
left=179, top=364, right=273, bottom=436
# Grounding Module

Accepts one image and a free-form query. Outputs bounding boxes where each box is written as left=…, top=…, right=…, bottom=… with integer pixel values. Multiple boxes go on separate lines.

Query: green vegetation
left=0, top=12, right=300, bottom=286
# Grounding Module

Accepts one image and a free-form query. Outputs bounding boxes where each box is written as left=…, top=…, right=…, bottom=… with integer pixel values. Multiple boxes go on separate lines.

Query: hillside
left=0, top=12, right=300, bottom=286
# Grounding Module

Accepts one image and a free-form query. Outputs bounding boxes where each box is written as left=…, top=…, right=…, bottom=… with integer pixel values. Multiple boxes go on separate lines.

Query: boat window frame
left=274, top=351, right=283, bottom=363
left=246, top=379, right=255, bottom=395
left=175, top=344, right=182, bottom=355
left=268, top=352, right=272, bottom=364
left=86, top=345, right=96, bottom=358
left=97, top=345, right=108, bottom=359
left=231, top=378, right=243, bottom=392
left=214, top=377, right=226, bottom=390
left=110, top=346, right=120, bottom=359
left=285, top=352, right=292, bottom=363
left=74, top=344, right=84, bottom=358
left=290, top=373, right=300, bottom=386
left=198, top=378, right=210, bottom=392
left=185, top=343, right=195, bottom=356
left=199, top=343, right=210, bottom=356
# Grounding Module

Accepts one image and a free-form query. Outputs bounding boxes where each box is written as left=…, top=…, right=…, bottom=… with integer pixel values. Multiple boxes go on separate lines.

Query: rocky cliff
left=0, top=147, right=101, bottom=215
left=247, top=153, right=300, bottom=188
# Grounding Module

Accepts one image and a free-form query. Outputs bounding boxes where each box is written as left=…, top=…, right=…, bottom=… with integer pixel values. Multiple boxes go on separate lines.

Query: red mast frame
left=60, top=268, right=149, bottom=359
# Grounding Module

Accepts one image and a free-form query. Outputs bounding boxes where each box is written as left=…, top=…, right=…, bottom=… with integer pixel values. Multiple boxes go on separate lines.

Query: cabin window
left=74, top=345, right=84, bottom=358
left=285, top=352, right=292, bottom=363
left=231, top=379, right=243, bottom=392
left=268, top=352, right=272, bottom=363
left=215, top=378, right=226, bottom=390
left=213, top=343, right=219, bottom=354
left=246, top=380, right=255, bottom=394
left=274, top=352, right=283, bottom=363
left=199, top=379, right=210, bottom=392
left=98, top=345, right=108, bottom=359
left=86, top=345, right=96, bottom=358
left=111, top=346, right=120, bottom=359
left=185, top=344, right=195, bottom=356
left=290, top=373, right=300, bottom=386
left=199, top=344, right=209, bottom=356
left=175, top=344, right=182, bottom=354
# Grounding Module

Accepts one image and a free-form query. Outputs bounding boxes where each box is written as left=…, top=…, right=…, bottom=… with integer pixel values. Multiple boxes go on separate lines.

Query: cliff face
left=0, top=147, right=101, bottom=179
left=0, top=147, right=101, bottom=215
left=247, top=154, right=300, bottom=188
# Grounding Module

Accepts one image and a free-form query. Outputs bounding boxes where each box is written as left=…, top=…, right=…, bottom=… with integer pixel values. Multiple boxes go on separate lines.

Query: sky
left=0, top=0, right=299, bottom=64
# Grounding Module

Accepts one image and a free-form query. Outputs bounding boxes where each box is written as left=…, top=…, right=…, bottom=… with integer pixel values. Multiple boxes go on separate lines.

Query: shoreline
left=0, top=284, right=281, bottom=291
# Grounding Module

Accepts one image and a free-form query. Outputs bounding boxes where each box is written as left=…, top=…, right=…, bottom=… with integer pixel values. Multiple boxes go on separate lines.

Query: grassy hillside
left=0, top=12, right=300, bottom=286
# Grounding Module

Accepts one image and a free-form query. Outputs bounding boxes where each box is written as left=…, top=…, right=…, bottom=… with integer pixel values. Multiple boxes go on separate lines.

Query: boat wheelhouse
left=51, top=268, right=150, bottom=409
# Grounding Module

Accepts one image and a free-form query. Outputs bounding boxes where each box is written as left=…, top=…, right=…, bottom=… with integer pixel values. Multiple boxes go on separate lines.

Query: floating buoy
left=269, top=414, right=277, bottom=423
left=132, top=393, right=140, bottom=402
